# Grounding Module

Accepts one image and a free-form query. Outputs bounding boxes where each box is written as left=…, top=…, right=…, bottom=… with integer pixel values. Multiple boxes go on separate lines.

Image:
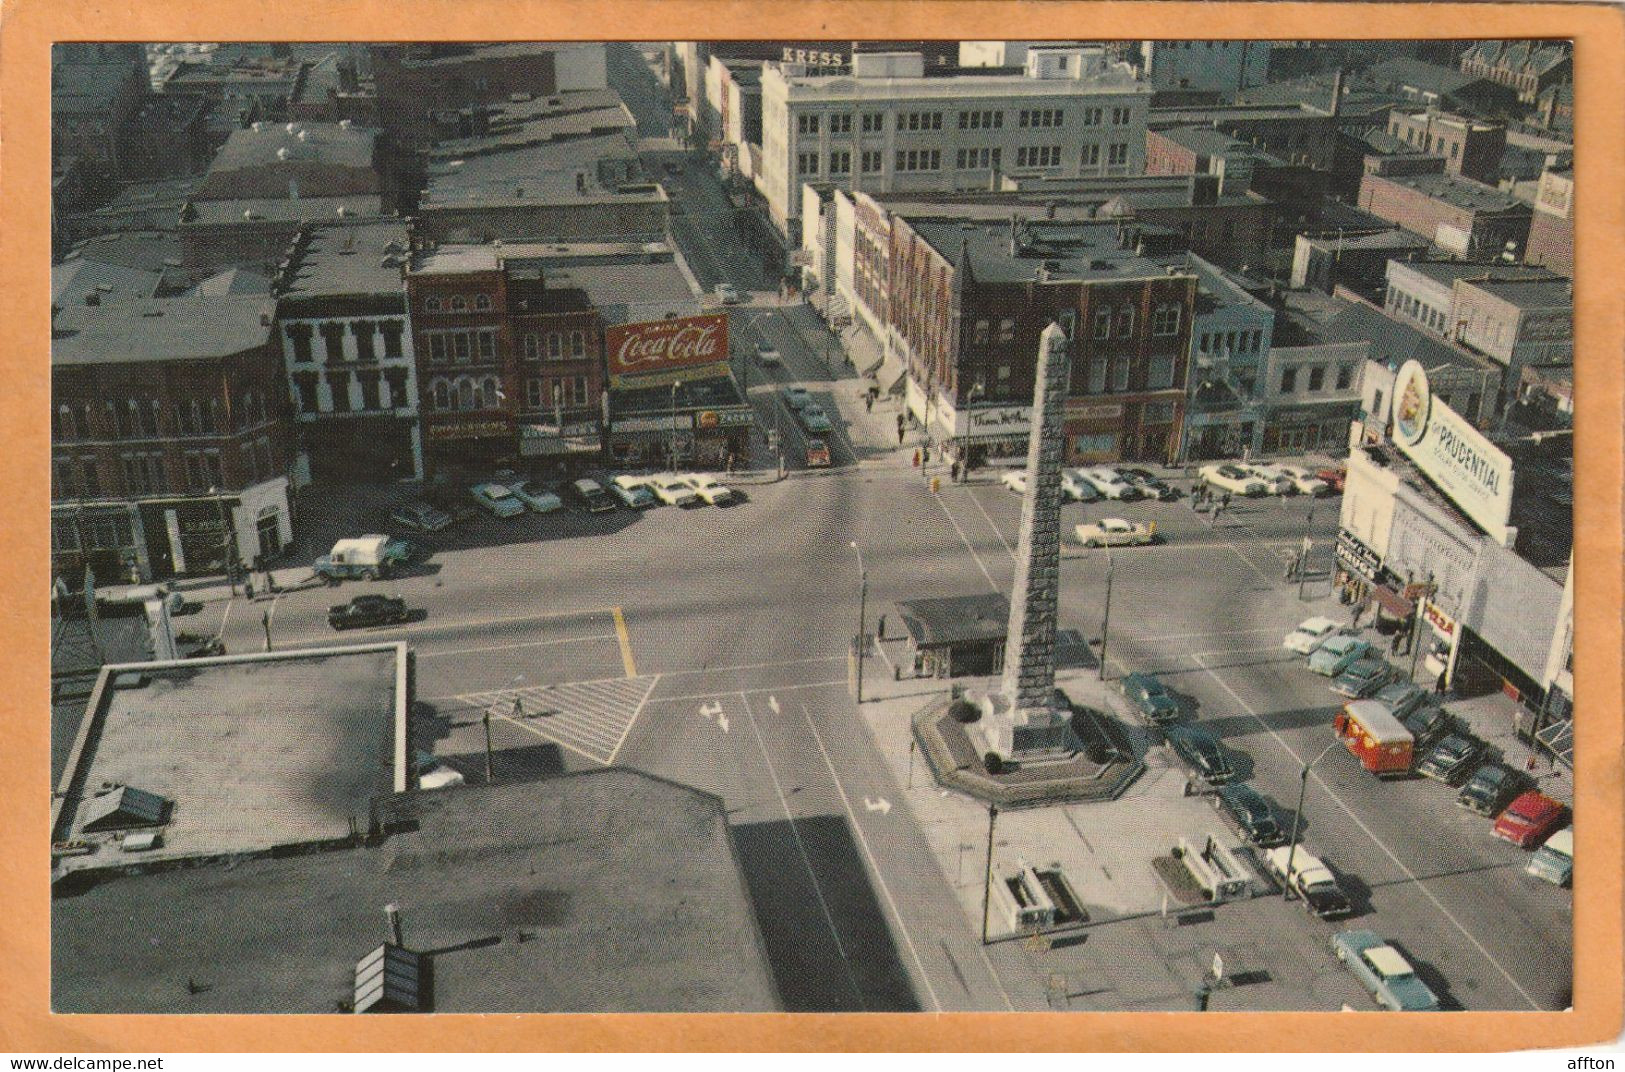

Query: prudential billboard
left=1392, top=359, right=1514, bottom=543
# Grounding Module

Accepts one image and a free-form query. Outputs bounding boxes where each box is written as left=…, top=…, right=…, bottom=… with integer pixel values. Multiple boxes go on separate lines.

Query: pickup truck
left=312, top=535, right=414, bottom=583
left=328, top=594, right=410, bottom=630
left=1263, top=845, right=1353, bottom=919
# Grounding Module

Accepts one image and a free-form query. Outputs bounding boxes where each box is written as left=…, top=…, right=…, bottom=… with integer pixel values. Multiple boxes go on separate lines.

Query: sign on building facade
left=1391, top=360, right=1515, bottom=542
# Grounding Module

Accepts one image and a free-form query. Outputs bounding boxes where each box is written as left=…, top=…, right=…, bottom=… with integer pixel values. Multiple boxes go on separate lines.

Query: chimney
left=1330, top=68, right=1345, bottom=118
left=385, top=904, right=403, bottom=946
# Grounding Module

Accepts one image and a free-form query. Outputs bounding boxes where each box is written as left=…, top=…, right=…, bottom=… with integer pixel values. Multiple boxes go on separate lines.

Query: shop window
left=474, top=294, right=492, bottom=311
left=1308, top=367, right=1325, bottom=391
left=998, top=318, right=1015, bottom=343
left=1280, top=367, right=1297, bottom=393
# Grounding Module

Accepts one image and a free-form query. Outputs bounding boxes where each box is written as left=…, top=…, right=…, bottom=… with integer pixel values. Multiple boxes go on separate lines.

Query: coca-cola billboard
left=607, top=313, right=730, bottom=385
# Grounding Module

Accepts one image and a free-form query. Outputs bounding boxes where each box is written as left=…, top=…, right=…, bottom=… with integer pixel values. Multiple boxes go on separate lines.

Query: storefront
left=303, top=415, right=419, bottom=483
left=51, top=503, right=148, bottom=587
left=1262, top=402, right=1356, bottom=453
left=603, top=313, right=749, bottom=469
left=423, top=416, right=516, bottom=478
left=519, top=420, right=604, bottom=471
left=691, top=407, right=754, bottom=468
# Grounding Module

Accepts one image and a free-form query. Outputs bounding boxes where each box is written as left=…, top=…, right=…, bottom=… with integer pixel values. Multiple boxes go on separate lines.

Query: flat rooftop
left=1301, top=228, right=1431, bottom=252
left=51, top=645, right=408, bottom=874
left=182, top=195, right=384, bottom=226
left=53, top=770, right=778, bottom=1013
left=906, top=216, right=1186, bottom=285
left=1367, top=171, right=1529, bottom=213
left=51, top=295, right=276, bottom=364
left=1387, top=259, right=1561, bottom=288
left=281, top=220, right=411, bottom=299
left=207, top=121, right=378, bottom=174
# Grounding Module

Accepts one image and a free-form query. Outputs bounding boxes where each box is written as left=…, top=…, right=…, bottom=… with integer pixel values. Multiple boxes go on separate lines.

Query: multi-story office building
left=1385, top=109, right=1506, bottom=185
left=759, top=47, right=1150, bottom=240
left=1138, top=40, right=1271, bottom=93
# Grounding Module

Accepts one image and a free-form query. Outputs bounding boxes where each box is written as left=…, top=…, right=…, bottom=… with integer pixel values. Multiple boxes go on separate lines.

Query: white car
left=1075, top=517, right=1155, bottom=547
left=682, top=473, right=736, bottom=506
left=419, top=763, right=466, bottom=790
left=1081, top=467, right=1143, bottom=501
left=1000, top=470, right=1028, bottom=494
left=755, top=343, right=781, bottom=366
left=608, top=474, right=658, bottom=509
left=469, top=482, right=526, bottom=518
left=715, top=282, right=742, bottom=304
left=1243, top=463, right=1296, bottom=495
left=648, top=473, right=701, bottom=507
left=1276, top=464, right=1331, bottom=496
left=507, top=479, right=563, bottom=514
left=1061, top=469, right=1102, bottom=502
left=1284, top=616, right=1345, bottom=655
left=1199, top=463, right=1269, bottom=497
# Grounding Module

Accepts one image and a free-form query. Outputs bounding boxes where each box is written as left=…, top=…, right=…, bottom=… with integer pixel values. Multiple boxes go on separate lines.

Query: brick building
left=1148, top=103, right=1340, bottom=170
left=51, top=44, right=149, bottom=183
left=161, top=56, right=306, bottom=123
left=1458, top=41, right=1571, bottom=105
left=1385, top=109, right=1506, bottom=185
left=1356, top=171, right=1532, bottom=260
left=50, top=296, right=294, bottom=585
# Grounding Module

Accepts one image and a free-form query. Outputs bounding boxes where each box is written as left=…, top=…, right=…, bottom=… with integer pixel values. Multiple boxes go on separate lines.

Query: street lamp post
left=1409, top=571, right=1435, bottom=681
left=849, top=541, right=868, bottom=702
left=670, top=380, right=682, bottom=469
left=1097, top=545, right=1115, bottom=682
left=980, top=803, right=999, bottom=944
left=1297, top=495, right=1316, bottom=601
left=1282, top=739, right=1342, bottom=900
left=209, top=486, right=237, bottom=596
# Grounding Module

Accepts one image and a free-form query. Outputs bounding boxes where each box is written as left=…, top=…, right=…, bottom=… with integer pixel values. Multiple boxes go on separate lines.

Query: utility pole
left=482, top=705, right=495, bottom=783
left=850, top=541, right=868, bottom=703
left=980, top=803, right=999, bottom=944
left=1282, top=740, right=1341, bottom=900
left=1097, top=546, right=1115, bottom=682
left=1297, top=495, right=1316, bottom=601
left=261, top=608, right=272, bottom=652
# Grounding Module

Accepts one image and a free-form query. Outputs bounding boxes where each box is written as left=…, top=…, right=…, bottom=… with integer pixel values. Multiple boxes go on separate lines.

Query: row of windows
left=425, top=329, right=498, bottom=364
left=799, top=141, right=1130, bottom=177
left=959, top=109, right=1002, bottom=130
left=520, top=330, right=591, bottom=360
left=1016, top=145, right=1062, bottom=168
left=1018, top=108, right=1063, bottom=129
left=428, top=375, right=503, bottom=413
left=796, top=106, right=1136, bottom=137
left=1387, top=290, right=1448, bottom=333
left=286, top=319, right=406, bottom=364
left=290, top=369, right=409, bottom=415
left=966, top=305, right=1182, bottom=348
left=895, top=149, right=941, bottom=172
left=1084, top=354, right=1179, bottom=393
left=956, top=147, right=1001, bottom=170
left=524, top=375, right=592, bottom=408
left=1279, top=364, right=1356, bottom=393
left=52, top=444, right=247, bottom=502
left=899, top=111, right=943, bottom=132
left=1196, top=328, right=1264, bottom=354
left=52, top=392, right=271, bottom=442
left=422, top=294, right=492, bottom=314
left=51, top=514, right=134, bottom=553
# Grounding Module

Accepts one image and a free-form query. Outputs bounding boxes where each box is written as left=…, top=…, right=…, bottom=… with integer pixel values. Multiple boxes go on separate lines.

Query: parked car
left=1309, top=634, right=1372, bottom=676
left=389, top=501, right=454, bottom=534
left=1331, top=657, right=1394, bottom=699
left=714, top=282, right=742, bottom=304
left=1199, top=463, right=1268, bottom=497
left=649, top=473, right=701, bottom=507
left=1276, top=464, right=1332, bottom=496
left=1120, top=671, right=1180, bottom=724
left=1284, top=616, right=1344, bottom=655
left=1400, top=703, right=1456, bottom=750
left=798, top=404, right=833, bottom=434
left=1120, top=468, right=1179, bottom=500
left=418, top=763, right=466, bottom=790
left=507, top=479, right=564, bottom=514
left=1416, top=733, right=1486, bottom=784
left=1316, top=466, right=1348, bottom=493
left=423, top=484, right=481, bottom=524
left=469, top=482, right=526, bottom=518
left=1075, top=517, right=1155, bottom=547
left=608, top=474, right=658, bottom=509
left=1457, top=763, right=1524, bottom=816
left=1264, top=846, right=1352, bottom=919
left=755, top=342, right=781, bottom=366
left=1213, top=783, right=1285, bottom=846
left=328, top=594, right=410, bottom=630
left=1060, top=469, right=1102, bottom=502
left=1493, top=791, right=1569, bottom=848
left=1242, top=463, right=1296, bottom=495
left=1000, top=470, right=1028, bottom=494
left=1165, top=724, right=1234, bottom=785
left=1080, top=467, right=1143, bottom=501
left=804, top=438, right=831, bottom=468
left=682, top=473, right=736, bottom=506
left=780, top=385, right=812, bottom=411
left=1525, top=826, right=1573, bottom=886
left=1331, top=930, right=1441, bottom=1012
left=1372, top=681, right=1430, bottom=720
left=568, top=478, right=616, bottom=513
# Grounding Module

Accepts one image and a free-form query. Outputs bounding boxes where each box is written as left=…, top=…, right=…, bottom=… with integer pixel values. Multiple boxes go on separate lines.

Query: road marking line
left=1191, top=652, right=1543, bottom=1010
left=418, top=657, right=846, bottom=705
left=1188, top=645, right=1298, bottom=660
left=416, top=633, right=618, bottom=660
left=965, top=486, right=1016, bottom=560
left=798, top=701, right=944, bottom=1012
left=653, top=679, right=846, bottom=704
left=1227, top=543, right=1279, bottom=586
left=739, top=692, right=867, bottom=1010
left=933, top=492, right=1002, bottom=593
left=494, top=707, right=613, bottom=766
left=612, top=606, right=637, bottom=678
left=1129, top=626, right=1286, bottom=643
left=607, top=674, right=660, bottom=765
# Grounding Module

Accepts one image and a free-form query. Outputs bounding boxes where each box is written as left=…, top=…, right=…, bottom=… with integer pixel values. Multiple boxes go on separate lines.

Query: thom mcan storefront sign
left=1391, top=360, right=1514, bottom=543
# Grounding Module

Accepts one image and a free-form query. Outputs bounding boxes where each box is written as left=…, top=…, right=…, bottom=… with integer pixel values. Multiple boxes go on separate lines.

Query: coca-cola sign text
left=607, top=314, right=730, bottom=381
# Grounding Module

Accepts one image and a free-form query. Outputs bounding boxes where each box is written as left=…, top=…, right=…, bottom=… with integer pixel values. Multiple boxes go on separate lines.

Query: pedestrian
left=877, top=613, right=887, bottom=640
left=1220, top=491, right=1232, bottom=513
left=1435, top=668, right=1448, bottom=695
left=898, top=424, right=907, bottom=446
left=244, top=577, right=255, bottom=601
left=1390, top=631, right=1403, bottom=655
left=951, top=460, right=962, bottom=483
left=726, top=452, right=736, bottom=474
left=865, top=393, right=874, bottom=413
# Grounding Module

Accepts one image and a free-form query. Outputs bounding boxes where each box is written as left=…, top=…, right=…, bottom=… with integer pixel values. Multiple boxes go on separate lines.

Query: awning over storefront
left=871, top=350, right=908, bottom=398
left=1535, top=717, right=1572, bottom=770
left=1370, top=585, right=1415, bottom=618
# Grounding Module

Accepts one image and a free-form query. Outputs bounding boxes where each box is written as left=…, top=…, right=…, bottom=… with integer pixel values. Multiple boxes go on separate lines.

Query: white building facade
left=759, top=47, right=1150, bottom=239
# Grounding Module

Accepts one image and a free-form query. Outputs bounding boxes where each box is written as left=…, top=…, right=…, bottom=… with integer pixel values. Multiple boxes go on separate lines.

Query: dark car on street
left=1400, top=702, right=1456, bottom=750
left=1165, top=724, right=1234, bottom=784
left=568, top=479, right=616, bottom=513
left=1457, top=763, right=1524, bottom=816
left=1372, top=681, right=1429, bottom=720
left=1120, top=671, right=1180, bottom=724
left=1213, top=783, right=1285, bottom=846
left=1119, top=468, right=1180, bottom=501
left=1331, top=657, right=1394, bottom=698
left=389, top=500, right=454, bottom=534
left=1417, top=733, right=1486, bottom=784
left=328, top=594, right=410, bottom=630
left=423, top=484, right=480, bottom=524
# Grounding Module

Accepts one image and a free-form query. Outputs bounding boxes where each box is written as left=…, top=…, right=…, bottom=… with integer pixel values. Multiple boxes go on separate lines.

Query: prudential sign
left=1392, top=360, right=1514, bottom=542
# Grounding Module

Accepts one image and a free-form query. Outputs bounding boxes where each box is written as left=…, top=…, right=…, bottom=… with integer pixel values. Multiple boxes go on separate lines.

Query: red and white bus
left=1334, top=699, right=1415, bottom=777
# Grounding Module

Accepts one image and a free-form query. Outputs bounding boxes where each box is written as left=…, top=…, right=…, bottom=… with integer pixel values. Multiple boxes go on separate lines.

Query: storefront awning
left=1370, top=585, right=1415, bottom=618
left=1535, top=717, right=1573, bottom=770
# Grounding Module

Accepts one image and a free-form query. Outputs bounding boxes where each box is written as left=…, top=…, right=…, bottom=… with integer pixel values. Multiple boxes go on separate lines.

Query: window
left=973, top=319, right=990, bottom=345
left=1151, top=303, right=1181, bottom=336
left=797, top=114, right=820, bottom=135
left=998, top=318, right=1015, bottom=343
left=524, top=333, right=541, bottom=359
left=1115, top=307, right=1135, bottom=338
left=958, top=109, right=1002, bottom=130
left=482, top=377, right=501, bottom=408
left=453, top=332, right=472, bottom=363
left=570, top=330, right=586, bottom=357
left=424, top=296, right=442, bottom=313
left=1081, top=107, right=1103, bottom=126
left=547, top=332, right=564, bottom=358
left=1308, top=366, right=1325, bottom=391
left=474, top=294, right=491, bottom=311
left=997, top=365, right=1011, bottom=380
left=797, top=151, right=819, bottom=176
left=526, top=378, right=544, bottom=408
left=54, top=405, right=77, bottom=439
left=900, top=111, right=942, bottom=132
left=121, top=453, right=164, bottom=496
left=1280, top=367, right=1297, bottom=393
left=477, top=330, right=497, bottom=360
left=829, top=150, right=851, bottom=175
left=329, top=370, right=352, bottom=412
left=353, top=321, right=376, bottom=362
left=381, top=320, right=404, bottom=358
left=861, top=150, right=883, bottom=173
left=830, top=113, right=852, bottom=134
left=450, top=295, right=467, bottom=312
left=861, top=112, right=884, bottom=133
left=287, top=322, right=313, bottom=362
left=428, top=333, right=450, bottom=363
left=1093, top=308, right=1112, bottom=339
left=1336, top=364, right=1352, bottom=390
left=1018, top=108, right=1062, bottom=128
left=1108, top=143, right=1129, bottom=166
left=956, top=147, right=999, bottom=169
left=52, top=520, right=79, bottom=553
left=432, top=379, right=451, bottom=411
left=322, top=322, right=346, bottom=362
left=1016, top=145, right=1061, bottom=168
left=1371, top=387, right=1384, bottom=418
left=1112, top=360, right=1130, bottom=392
left=1111, top=106, right=1132, bottom=125
left=1148, top=354, right=1175, bottom=390
left=1080, top=144, right=1101, bottom=167
left=894, top=149, right=940, bottom=172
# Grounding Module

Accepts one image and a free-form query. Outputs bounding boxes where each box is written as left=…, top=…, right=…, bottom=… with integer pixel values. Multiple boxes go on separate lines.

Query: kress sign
left=606, top=313, right=730, bottom=386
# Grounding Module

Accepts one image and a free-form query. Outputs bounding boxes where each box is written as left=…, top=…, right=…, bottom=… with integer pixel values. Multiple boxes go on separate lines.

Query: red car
left=1492, top=790, right=1568, bottom=848
left=1316, top=466, right=1347, bottom=493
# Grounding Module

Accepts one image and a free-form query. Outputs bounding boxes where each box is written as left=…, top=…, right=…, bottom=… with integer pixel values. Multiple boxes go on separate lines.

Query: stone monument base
left=973, top=689, right=1076, bottom=764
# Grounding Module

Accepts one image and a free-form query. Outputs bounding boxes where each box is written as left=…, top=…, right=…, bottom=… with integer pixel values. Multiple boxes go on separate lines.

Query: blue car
left=1331, top=931, right=1440, bottom=1011
left=1308, top=634, right=1372, bottom=676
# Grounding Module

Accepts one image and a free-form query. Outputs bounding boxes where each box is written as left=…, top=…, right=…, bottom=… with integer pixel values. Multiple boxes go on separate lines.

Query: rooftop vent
left=81, top=785, right=171, bottom=832
left=353, top=943, right=423, bottom=1013
left=338, top=118, right=353, bottom=128
left=285, top=122, right=299, bottom=134
left=276, top=147, right=290, bottom=161
left=252, top=121, right=265, bottom=132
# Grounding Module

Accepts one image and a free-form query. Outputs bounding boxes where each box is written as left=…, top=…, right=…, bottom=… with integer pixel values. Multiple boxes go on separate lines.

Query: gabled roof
left=80, top=786, right=171, bottom=832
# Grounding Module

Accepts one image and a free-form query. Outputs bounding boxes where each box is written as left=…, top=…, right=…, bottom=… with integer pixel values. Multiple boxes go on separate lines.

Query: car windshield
left=485, top=486, right=512, bottom=498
